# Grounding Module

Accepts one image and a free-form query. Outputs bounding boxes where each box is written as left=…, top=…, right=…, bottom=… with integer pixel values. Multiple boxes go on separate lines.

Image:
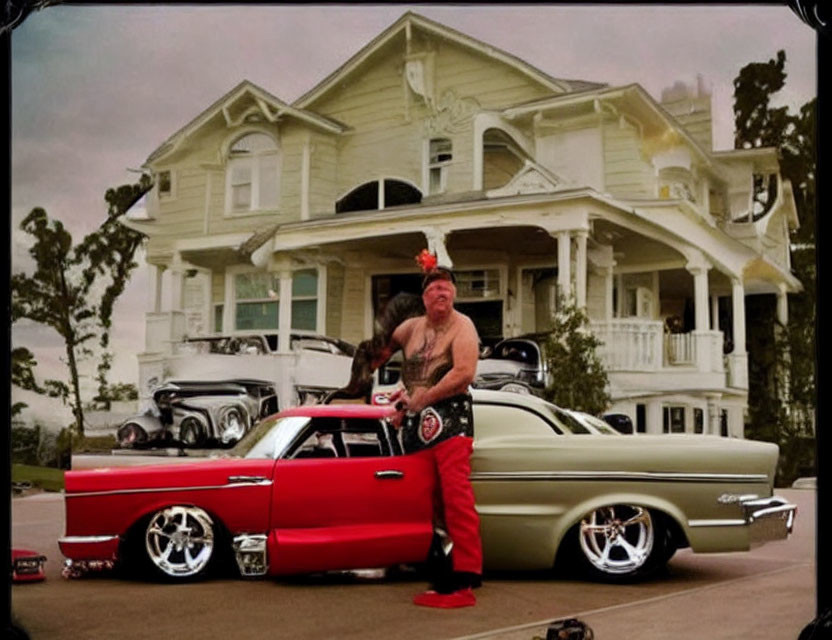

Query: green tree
left=11, top=176, right=151, bottom=435
left=733, top=50, right=816, bottom=484
left=542, top=295, right=611, bottom=415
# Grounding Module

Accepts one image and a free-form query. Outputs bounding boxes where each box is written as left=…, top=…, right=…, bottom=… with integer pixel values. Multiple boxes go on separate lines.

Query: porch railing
left=590, top=319, right=663, bottom=371
left=590, top=320, right=725, bottom=373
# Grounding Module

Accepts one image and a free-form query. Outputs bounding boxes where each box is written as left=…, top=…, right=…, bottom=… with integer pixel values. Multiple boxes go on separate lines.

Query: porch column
left=687, top=265, right=710, bottom=331
left=776, top=283, right=789, bottom=325
left=646, top=400, right=663, bottom=435
left=711, top=294, right=720, bottom=332
left=147, top=264, right=163, bottom=313
left=616, top=273, right=625, bottom=317
left=557, top=231, right=571, bottom=301
left=605, top=266, right=615, bottom=320
left=731, top=279, right=746, bottom=353
left=277, top=266, right=293, bottom=353
left=168, top=252, right=185, bottom=312
left=705, top=393, right=722, bottom=435
left=424, top=228, right=453, bottom=268
left=575, top=230, right=588, bottom=309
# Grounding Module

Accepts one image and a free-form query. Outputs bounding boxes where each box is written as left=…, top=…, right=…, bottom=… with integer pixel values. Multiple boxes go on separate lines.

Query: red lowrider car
left=59, top=391, right=796, bottom=583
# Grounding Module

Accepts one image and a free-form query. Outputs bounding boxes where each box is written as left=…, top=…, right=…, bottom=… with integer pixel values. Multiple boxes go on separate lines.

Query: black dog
left=324, top=292, right=425, bottom=403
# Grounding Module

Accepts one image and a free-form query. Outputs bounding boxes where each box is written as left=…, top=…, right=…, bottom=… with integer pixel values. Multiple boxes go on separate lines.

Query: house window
left=428, top=138, right=452, bottom=194
left=226, top=132, right=280, bottom=214
left=235, top=272, right=279, bottom=331
left=662, top=406, right=685, bottom=433
left=233, top=270, right=318, bottom=332
left=214, top=304, right=224, bottom=333
left=291, top=269, right=318, bottom=332
left=336, top=179, right=421, bottom=213
left=158, top=170, right=172, bottom=197
left=455, top=269, right=501, bottom=300
left=694, top=407, right=704, bottom=434
left=636, top=404, right=646, bottom=433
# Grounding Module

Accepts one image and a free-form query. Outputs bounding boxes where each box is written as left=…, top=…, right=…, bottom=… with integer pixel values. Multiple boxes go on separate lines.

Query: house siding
left=308, top=35, right=552, bottom=202
left=325, top=262, right=345, bottom=338
left=603, top=119, right=655, bottom=198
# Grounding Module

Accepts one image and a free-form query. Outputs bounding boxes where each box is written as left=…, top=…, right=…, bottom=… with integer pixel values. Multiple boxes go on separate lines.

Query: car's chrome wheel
left=578, top=505, right=655, bottom=577
left=144, top=506, right=215, bottom=579
left=179, top=417, right=206, bottom=447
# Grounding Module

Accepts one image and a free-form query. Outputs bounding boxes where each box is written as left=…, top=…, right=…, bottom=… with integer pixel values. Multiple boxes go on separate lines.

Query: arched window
left=226, top=132, right=280, bottom=214
left=336, top=179, right=422, bottom=213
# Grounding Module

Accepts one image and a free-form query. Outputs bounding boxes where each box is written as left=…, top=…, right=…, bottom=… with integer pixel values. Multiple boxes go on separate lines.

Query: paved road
left=11, top=488, right=814, bottom=640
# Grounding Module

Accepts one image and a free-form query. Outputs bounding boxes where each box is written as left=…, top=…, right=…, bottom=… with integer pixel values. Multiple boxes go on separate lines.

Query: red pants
left=415, top=435, right=482, bottom=575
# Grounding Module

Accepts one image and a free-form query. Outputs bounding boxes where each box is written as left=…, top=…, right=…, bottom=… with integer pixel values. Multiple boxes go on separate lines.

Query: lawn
left=12, top=464, right=65, bottom=492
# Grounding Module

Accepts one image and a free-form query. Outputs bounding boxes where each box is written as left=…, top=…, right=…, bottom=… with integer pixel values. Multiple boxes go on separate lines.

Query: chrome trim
left=688, top=495, right=797, bottom=543
left=375, top=470, right=404, bottom=480
left=470, top=471, right=769, bottom=483
left=59, top=535, right=119, bottom=544
left=232, top=534, right=268, bottom=577
left=688, top=519, right=747, bottom=527
left=227, top=475, right=270, bottom=484
left=66, top=480, right=273, bottom=499
left=717, top=493, right=760, bottom=504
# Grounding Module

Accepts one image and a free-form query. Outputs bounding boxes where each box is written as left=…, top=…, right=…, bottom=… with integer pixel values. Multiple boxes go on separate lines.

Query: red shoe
left=413, top=587, right=476, bottom=608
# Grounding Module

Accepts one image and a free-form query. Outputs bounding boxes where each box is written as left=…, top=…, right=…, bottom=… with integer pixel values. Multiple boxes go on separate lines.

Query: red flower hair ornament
left=415, top=249, right=438, bottom=273
left=415, top=250, right=455, bottom=290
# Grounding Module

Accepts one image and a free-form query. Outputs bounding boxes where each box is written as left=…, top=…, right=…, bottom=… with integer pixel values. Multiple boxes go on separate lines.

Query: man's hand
left=406, top=387, right=430, bottom=413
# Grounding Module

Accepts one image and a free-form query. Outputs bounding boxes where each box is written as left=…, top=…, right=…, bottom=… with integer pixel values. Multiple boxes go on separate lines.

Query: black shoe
left=431, top=571, right=482, bottom=593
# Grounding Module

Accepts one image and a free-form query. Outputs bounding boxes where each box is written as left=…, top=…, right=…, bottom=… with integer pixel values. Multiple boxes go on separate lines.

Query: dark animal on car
left=324, top=292, right=424, bottom=403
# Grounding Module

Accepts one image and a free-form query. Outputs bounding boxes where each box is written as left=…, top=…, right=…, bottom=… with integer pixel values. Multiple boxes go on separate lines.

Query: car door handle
left=375, top=470, right=404, bottom=480
left=227, top=475, right=270, bottom=485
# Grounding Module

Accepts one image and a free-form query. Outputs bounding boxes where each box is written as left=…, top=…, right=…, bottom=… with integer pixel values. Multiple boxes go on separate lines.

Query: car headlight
left=218, top=406, right=248, bottom=444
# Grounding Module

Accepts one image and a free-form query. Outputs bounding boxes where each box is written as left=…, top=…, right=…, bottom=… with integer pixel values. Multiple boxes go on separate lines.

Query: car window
left=545, top=406, right=592, bottom=434
left=285, top=417, right=392, bottom=459
left=231, top=415, right=311, bottom=459
left=473, top=404, right=562, bottom=440
left=575, top=412, right=621, bottom=435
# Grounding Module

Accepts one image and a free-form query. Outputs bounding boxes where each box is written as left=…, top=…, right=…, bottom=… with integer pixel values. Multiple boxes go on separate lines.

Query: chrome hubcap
left=579, top=505, right=654, bottom=575
left=145, top=506, right=214, bottom=577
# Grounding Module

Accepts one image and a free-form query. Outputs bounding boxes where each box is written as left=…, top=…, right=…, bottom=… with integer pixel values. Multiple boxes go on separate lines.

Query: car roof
left=277, top=403, right=397, bottom=420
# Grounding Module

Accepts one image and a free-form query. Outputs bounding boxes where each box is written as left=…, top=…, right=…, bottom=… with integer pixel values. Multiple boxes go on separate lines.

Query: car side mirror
left=479, top=346, right=493, bottom=359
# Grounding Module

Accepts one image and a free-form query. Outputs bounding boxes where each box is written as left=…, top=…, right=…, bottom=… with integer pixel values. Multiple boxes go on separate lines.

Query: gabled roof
left=504, top=83, right=716, bottom=171
left=145, top=80, right=349, bottom=166
left=293, top=11, right=606, bottom=109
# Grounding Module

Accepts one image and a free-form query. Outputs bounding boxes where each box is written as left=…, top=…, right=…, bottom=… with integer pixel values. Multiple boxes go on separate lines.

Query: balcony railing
left=590, top=320, right=725, bottom=373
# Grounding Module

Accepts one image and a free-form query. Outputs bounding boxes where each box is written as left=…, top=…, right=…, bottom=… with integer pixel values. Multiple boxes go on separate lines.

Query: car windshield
left=543, top=405, right=593, bottom=434
left=572, top=412, right=621, bottom=435
left=229, top=415, right=311, bottom=459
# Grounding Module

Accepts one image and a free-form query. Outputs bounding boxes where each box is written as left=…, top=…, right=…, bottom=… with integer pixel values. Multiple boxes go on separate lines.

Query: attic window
left=428, top=138, right=452, bottom=194
left=226, top=132, right=280, bottom=214
left=158, top=170, right=172, bottom=197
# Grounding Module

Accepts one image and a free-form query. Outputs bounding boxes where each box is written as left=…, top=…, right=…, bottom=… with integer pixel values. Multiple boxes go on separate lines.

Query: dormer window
left=225, top=132, right=280, bottom=214
left=156, top=170, right=174, bottom=199
left=428, top=138, right=452, bottom=194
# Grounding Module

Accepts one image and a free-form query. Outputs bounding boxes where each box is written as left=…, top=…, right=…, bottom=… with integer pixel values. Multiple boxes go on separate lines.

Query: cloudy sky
left=10, top=4, right=817, bottom=428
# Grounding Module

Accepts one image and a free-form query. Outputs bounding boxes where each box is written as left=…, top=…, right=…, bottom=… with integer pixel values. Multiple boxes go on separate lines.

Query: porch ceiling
left=592, top=218, right=684, bottom=267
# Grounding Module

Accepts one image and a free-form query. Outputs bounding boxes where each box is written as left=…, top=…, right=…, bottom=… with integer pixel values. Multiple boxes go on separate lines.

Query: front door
left=268, top=420, right=436, bottom=575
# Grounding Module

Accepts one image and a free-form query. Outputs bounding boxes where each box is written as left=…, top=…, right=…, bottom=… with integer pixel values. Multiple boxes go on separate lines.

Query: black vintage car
left=116, top=379, right=278, bottom=449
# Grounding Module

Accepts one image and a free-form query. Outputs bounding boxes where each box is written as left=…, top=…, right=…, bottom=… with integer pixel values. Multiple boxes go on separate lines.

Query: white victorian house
left=122, top=12, right=800, bottom=437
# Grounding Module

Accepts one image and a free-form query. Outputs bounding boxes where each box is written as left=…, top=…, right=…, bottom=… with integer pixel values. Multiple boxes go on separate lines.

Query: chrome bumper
left=741, top=495, right=797, bottom=545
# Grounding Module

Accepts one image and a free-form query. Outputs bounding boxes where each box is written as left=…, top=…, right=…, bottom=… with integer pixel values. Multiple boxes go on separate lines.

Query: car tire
left=142, top=506, right=217, bottom=581
left=117, top=422, right=148, bottom=448
left=179, top=417, right=206, bottom=448
left=569, top=504, right=668, bottom=582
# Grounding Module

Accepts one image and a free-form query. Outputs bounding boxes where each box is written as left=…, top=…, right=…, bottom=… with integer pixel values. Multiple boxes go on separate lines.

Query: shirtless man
left=387, top=265, right=483, bottom=608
